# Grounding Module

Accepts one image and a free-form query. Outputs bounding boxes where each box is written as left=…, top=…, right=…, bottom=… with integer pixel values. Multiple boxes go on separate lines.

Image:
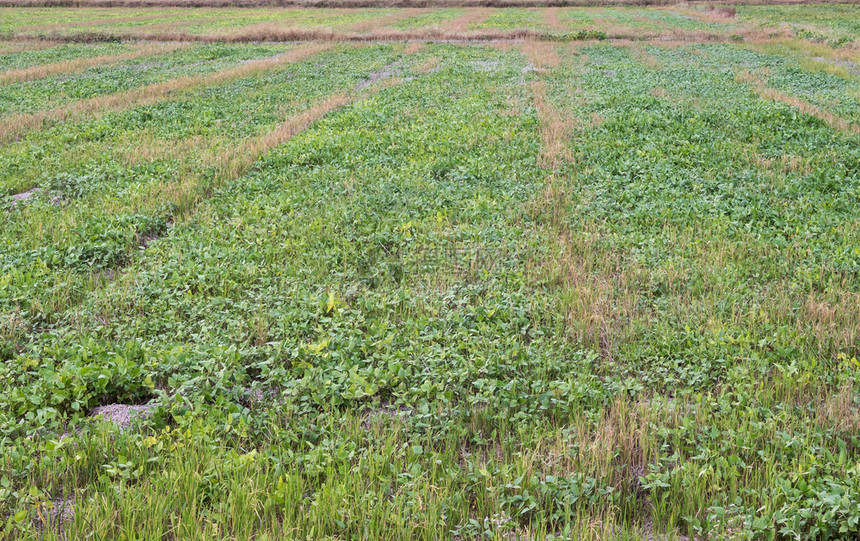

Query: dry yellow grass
left=801, top=289, right=860, bottom=356
left=207, top=22, right=342, bottom=42
left=530, top=80, right=568, bottom=170
left=524, top=44, right=629, bottom=357
left=522, top=42, right=653, bottom=362
left=403, top=42, right=424, bottom=54
left=527, top=396, right=672, bottom=488
left=0, top=42, right=187, bottom=86
left=814, top=382, right=860, bottom=433
left=443, top=8, right=491, bottom=33
left=112, top=132, right=212, bottom=165
left=0, top=308, right=28, bottom=347
left=744, top=38, right=860, bottom=79
left=522, top=39, right=560, bottom=69
left=551, top=228, right=646, bottom=357
left=747, top=150, right=813, bottom=175
left=523, top=42, right=566, bottom=171
left=592, top=18, right=655, bottom=40
left=542, top=7, right=568, bottom=32
left=669, top=6, right=738, bottom=24
left=0, top=43, right=331, bottom=145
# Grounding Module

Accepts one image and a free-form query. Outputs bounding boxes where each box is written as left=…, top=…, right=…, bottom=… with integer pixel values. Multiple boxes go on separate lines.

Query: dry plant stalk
left=523, top=42, right=566, bottom=169
left=403, top=42, right=425, bottom=54
left=443, top=8, right=491, bottom=33
left=673, top=5, right=737, bottom=24
left=543, top=7, right=567, bottom=31
left=522, top=39, right=561, bottom=69
left=530, top=80, right=570, bottom=169
left=814, top=383, right=860, bottom=432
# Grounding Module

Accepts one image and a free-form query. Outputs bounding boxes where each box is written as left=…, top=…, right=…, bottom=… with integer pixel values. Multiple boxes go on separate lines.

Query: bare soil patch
left=7, top=187, right=40, bottom=210
left=89, top=403, right=157, bottom=429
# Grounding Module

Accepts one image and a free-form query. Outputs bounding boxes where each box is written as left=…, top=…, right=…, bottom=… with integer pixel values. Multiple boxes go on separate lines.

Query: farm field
left=0, top=4, right=859, bottom=43
left=0, top=3, right=859, bottom=540
left=0, top=4, right=860, bottom=43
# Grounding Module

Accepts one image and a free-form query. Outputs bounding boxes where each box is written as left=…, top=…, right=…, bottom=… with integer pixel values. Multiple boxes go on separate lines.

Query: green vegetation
left=0, top=42, right=130, bottom=71
left=0, top=5, right=859, bottom=540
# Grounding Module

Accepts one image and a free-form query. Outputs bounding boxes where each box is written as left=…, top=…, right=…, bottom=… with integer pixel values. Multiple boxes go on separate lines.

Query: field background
left=1, top=2, right=859, bottom=540
left=0, top=4, right=858, bottom=42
